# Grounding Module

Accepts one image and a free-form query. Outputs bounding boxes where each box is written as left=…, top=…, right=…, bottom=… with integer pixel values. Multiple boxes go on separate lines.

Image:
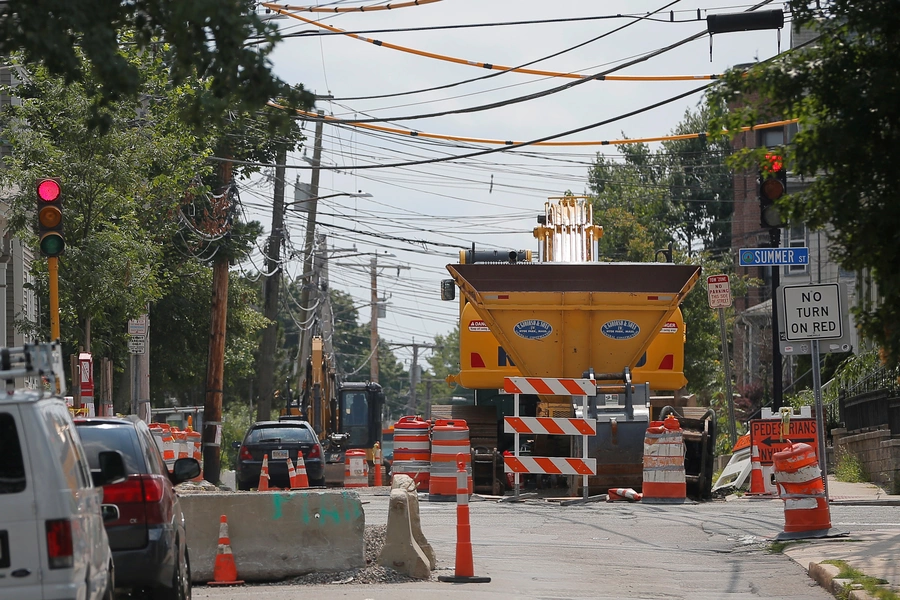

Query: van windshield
left=0, top=413, right=26, bottom=494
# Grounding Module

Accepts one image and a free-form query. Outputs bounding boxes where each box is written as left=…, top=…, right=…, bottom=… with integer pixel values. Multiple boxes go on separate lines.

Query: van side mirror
left=96, top=450, right=127, bottom=486
left=170, top=457, right=202, bottom=484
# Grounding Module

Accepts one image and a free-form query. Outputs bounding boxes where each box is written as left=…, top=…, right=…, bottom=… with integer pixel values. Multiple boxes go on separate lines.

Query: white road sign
left=128, top=316, right=148, bottom=336
left=128, top=334, right=146, bottom=355
left=707, top=274, right=732, bottom=309
left=782, top=283, right=844, bottom=341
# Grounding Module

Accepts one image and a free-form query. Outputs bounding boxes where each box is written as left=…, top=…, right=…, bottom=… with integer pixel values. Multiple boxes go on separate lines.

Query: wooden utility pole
left=370, top=256, right=379, bottom=383
left=296, top=110, right=325, bottom=395
left=203, top=160, right=232, bottom=485
left=256, top=147, right=287, bottom=421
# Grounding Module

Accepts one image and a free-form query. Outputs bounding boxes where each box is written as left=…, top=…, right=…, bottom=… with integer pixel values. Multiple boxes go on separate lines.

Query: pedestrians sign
left=782, top=283, right=844, bottom=341
left=750, top=418, right=818, bottom=465
left=707, top=274, right=732, bottom=308
left=739, top=247, right=809, bottom=266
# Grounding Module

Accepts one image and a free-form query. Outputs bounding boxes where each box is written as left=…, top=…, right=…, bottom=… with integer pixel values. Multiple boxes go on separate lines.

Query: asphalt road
left=193, top=493, right=898, bottom=600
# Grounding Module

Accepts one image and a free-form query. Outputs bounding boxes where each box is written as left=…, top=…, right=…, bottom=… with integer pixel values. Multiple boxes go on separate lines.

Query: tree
left=0, top=0, right=312, bottom=130
left=707, top=1, right=900, bottom=366
left=0, top=47, right=209, bottom=354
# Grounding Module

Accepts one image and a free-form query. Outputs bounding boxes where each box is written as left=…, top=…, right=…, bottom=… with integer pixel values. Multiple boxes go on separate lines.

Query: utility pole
left=387, top=341, right=437, bottom=415
left=296, top=110, right=325, bottom=395
left=255, top=146, right=286, bottom=421
left=203, top=159, right=233, bottom=486
left=370, top=257, right=379, bottom=383
left=771, top=227, right=783, bottom=409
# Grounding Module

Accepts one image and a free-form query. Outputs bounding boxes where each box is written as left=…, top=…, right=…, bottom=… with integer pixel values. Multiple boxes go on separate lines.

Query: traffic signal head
left=36, top=178, right=65, bottom=257
left=759, top=153, right=786, bottom=229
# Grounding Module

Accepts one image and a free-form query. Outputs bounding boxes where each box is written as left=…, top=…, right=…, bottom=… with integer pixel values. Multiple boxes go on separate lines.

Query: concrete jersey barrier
left=180, top=490, right=365, bottom=582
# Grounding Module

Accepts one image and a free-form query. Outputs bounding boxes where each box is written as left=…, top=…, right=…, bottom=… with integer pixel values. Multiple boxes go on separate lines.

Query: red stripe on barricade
left=537, top=417, right=565, bottom=435
left=527, top=377, right=555, bottom=395
left=561, top=379, right=588, bottom=395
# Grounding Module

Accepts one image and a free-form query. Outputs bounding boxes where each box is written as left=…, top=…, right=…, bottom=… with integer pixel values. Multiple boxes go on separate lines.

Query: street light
left=285, top=190, right=372, bottom=212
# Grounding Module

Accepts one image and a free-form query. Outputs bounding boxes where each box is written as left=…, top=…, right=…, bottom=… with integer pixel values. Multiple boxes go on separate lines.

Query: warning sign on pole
left=707, top=274, right=732, bottom=309
left=749, top=418, right=818, bottom=465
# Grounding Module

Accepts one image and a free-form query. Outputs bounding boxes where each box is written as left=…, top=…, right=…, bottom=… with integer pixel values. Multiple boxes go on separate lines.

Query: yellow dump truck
left=441, top=197, right=716, bottom=498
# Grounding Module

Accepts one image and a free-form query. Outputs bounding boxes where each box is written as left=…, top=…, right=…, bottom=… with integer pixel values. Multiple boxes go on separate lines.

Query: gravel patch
left=276, top=524, right=432, bottom=585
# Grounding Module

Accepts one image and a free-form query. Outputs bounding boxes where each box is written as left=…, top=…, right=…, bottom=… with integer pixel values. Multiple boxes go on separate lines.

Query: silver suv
left=0, top=343, right=124, bottom=600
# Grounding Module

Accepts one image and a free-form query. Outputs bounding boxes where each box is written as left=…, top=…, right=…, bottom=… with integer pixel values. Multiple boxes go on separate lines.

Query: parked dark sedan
left=235, top=420, right=325, bottom=490
left=75, top=416, right=201, bottom=600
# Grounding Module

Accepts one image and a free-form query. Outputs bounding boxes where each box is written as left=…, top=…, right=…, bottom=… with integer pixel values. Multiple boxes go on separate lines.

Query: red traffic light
left=37, top=178, right=61, bottom=202
left=762, top=152, right=783, bottom=174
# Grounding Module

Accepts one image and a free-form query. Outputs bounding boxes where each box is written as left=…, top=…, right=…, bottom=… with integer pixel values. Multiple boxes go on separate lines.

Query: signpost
left=707, top=275, right=737, bottom=445
left=739, top=247, right=809, bottom=266
left=779, top=282, right=849, bottom=500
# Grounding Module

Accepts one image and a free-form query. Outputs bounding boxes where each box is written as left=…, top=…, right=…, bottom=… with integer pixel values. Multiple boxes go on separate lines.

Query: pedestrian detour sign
left=750, top=418, right=819, bottom=465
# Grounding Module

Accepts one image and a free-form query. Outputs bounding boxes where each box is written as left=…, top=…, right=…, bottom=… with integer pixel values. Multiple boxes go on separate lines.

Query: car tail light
left=103, top=474, right=168, bottom=525
left=46, top=519, right=73, bottom=569
left=307, top=443, right=321, bottom=460
left=239, top=445, right=253, bottom=461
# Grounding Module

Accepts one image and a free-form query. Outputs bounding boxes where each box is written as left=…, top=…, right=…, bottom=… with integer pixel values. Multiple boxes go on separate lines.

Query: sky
left=237, top=0, right=788, bottom=373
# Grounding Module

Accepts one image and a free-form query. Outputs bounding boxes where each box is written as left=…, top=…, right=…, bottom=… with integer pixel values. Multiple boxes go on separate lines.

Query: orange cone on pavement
left=207, top=515, right=244, bottom=586
left=773, top=441, right=846, bottom=541
left=258, top=454, right=271, bottom=491
left=607, top=488, right=643, bottom=502
left=438, top=454, right=490, bottom=584
left=290, top=455, right=310, bottom=489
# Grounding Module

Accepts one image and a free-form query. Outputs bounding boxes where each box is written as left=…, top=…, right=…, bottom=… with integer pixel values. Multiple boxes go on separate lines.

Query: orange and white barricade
left=503, top=376, right=597, bottom=500
left=429, top=419, right=473, bottom=501
left=344, top=449, right=369, bottom=487
left=773, top=441, right=846, bottom=541
left=149, top=423, right=176, bottom=469
left=641, top=415, right=686, bottom=503
left=391, top=416, right=431, bottom=490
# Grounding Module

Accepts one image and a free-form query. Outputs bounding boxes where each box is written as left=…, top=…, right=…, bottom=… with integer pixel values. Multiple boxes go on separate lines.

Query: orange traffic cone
left=293, top=454, right=310, bottom=489
left=438, top=454, right=490, bottom=584
left=258, top=454, right=271, bottom=491
left=607, top=488, right=642, bottom=502
left=207, top=515, right=244, bottom=586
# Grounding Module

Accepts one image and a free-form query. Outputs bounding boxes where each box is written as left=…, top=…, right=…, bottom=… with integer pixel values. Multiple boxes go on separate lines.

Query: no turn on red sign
left=707, top=274, right=732, bottom=309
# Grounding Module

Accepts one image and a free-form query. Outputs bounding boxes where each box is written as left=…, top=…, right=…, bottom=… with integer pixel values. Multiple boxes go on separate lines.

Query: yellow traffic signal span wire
left=260, top=3, right=720, bottom=82
left=268, top=102, right=798, bottom=147
left=274, top=0, right=443, bottom=13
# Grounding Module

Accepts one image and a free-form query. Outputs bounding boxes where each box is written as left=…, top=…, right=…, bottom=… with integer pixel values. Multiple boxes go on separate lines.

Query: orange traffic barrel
left=641, top=415, right=686, bottom=503
left=773, top=441, right=845, bottom=540
left=392, top=416, right=432, bottom=490
left=429, top=419, right=472, bottom=501
left=344, top=449, right=369, bottom=488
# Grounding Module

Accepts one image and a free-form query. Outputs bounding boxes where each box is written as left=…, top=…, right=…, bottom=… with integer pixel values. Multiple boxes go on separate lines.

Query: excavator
left=438, top=196, right=716, bottom=499
left=281, top=336, right=385, bottom=486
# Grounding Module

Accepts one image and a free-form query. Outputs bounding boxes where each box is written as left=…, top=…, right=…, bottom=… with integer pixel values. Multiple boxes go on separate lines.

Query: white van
left=0, top=343, right=124, bottom=600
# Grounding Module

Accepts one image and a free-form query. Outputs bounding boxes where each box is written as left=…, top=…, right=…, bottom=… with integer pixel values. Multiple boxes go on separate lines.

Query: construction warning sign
left=749, top=418, right=818, bottom=465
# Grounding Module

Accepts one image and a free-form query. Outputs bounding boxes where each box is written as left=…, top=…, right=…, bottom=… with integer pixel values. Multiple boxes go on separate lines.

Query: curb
left=806, top=562, right=881, bottom=600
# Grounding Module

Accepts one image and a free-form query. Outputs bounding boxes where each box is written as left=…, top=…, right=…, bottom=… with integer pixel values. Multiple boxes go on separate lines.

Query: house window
left=784, top=223, right=807, bottom=275
left=760, top=128, right=784, bottom=148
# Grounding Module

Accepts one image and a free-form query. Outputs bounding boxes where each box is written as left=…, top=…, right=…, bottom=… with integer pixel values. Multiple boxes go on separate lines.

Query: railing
left=838, top=364, right=900, bottom=436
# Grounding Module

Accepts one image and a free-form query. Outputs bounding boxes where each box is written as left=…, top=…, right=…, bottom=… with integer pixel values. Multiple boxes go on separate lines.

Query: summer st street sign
left=739, top=247, right=809, bottom=266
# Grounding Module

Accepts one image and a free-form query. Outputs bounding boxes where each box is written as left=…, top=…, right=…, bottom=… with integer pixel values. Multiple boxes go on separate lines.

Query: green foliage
left=833, top=447, right=867, bottom=484
left=220, top=399, right=279, bottom=472
left=0, top=48, right=209, bottom=352
left=821, top=560, right=896, bottom=600
left=0, top=0, right=314, bottom=131
left=706, top=1, right=900, bottom=367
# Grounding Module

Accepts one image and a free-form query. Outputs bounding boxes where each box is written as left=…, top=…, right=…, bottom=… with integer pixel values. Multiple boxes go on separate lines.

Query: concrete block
left=378, top=488, right=431, bottom=579
left=392, top=474, right=435, bottom=569
left=181, top=490, right=364, bottom=583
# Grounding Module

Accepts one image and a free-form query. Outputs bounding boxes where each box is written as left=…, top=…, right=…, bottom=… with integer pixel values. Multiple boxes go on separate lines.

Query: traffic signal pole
left=48, top=257, right=60, bottom=340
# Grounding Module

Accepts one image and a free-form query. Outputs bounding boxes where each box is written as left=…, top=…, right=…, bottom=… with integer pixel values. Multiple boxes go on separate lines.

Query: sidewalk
left=780, top=478, right=900, bottom=600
